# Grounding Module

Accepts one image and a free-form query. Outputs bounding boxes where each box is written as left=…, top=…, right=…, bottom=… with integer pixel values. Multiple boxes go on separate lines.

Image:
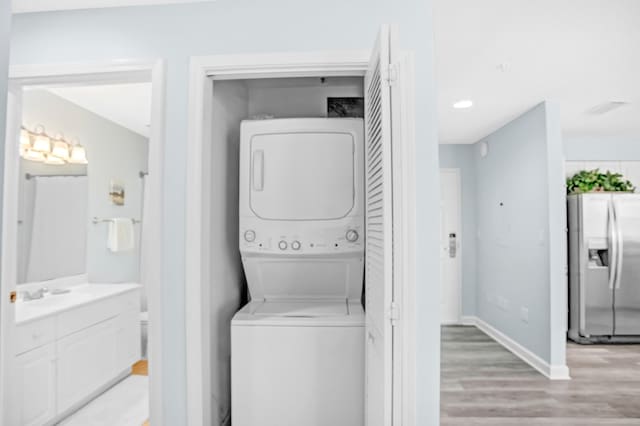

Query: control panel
left=239, top=220, right=364, bottom=255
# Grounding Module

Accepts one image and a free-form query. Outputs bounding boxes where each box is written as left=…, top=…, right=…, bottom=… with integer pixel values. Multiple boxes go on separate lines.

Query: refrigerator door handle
left=614, top=199, right=624, bottom=290
left=608, top=200, right=618, bottom=290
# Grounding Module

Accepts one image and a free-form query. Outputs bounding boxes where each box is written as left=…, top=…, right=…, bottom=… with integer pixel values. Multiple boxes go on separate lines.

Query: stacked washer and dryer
left=231, top=117, right=365, bottom=426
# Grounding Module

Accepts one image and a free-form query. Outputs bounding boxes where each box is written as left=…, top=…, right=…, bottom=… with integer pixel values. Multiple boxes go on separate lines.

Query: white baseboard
left=461, top=316, right=571, bottom=381
left=460, top=315, right=477, bottom=326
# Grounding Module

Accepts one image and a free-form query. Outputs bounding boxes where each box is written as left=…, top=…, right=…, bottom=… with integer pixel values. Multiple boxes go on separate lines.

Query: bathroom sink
left=15, top=283, right=141, bottom=325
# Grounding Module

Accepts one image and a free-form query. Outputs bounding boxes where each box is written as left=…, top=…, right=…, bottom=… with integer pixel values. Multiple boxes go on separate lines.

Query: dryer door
left=249, top=131, right=355, bottom=220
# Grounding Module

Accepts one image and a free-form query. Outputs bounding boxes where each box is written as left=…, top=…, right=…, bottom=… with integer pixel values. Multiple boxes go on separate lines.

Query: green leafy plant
left=566, top=169, right=635, bottom=194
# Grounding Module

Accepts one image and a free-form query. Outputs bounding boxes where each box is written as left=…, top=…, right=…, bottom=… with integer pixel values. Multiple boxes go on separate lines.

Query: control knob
left=244, top=230, right=256, bottom=242
left=346, top=229, right=359, bottom=242
left=278, top=240, right=288, bottom=250
left=291, top=241, right=301, bottom=250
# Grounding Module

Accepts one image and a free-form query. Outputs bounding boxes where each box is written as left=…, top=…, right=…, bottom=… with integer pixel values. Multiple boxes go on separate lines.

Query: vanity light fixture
left=68, top=143, right=88, bottom=165
left=31, top=125, right=52, bottom=153
left=19, top=126, right=88, bottom=165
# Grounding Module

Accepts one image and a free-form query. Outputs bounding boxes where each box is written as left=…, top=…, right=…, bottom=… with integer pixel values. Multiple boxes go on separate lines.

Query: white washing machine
left=232, top=118, right=365, bottom=426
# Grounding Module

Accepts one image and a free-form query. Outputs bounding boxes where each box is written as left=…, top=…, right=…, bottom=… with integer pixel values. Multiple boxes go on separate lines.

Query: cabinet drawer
left=57, top=297, right=119, bottom=337
left=16, top=319, right=55, bottom=355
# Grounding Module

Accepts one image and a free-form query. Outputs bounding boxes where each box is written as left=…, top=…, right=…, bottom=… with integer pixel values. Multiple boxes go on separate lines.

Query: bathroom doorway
left=0, top=61, right=165, bottom=425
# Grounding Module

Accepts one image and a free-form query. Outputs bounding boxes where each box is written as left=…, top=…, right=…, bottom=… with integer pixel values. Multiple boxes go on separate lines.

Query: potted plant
left=566, top=169, right=636, bottom=194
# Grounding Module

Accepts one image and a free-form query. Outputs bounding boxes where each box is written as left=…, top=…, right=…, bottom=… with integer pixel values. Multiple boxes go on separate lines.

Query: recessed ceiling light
left=453, top=99, right=473, bottom=109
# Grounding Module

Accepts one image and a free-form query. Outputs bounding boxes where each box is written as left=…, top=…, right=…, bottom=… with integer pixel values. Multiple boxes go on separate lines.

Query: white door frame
left=1, top=59, right=166, bottom=425
left=439, top=168, right=463, bottom=324
left=185, top=50, right=417, bottom=426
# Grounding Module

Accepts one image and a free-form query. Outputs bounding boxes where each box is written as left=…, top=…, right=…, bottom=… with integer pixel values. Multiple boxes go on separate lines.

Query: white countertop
left=15, top=283, right=141, bottom=325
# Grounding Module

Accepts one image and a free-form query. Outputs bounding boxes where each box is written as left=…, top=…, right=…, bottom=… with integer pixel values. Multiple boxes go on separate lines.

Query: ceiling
left=49, top=83, right=152, bottom=137
left=12, top=0, right=213, bottom=14
left=434, top=0, right=640, bottom=144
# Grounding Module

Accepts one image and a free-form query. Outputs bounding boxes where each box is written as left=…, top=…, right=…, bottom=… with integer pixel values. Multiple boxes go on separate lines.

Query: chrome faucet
left=22, top=287, right=49, bottom=301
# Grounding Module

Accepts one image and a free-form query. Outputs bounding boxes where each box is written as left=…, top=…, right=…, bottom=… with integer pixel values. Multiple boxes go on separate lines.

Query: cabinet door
left=15, top=343, right=56, bottom=426
left=57, top=318, right=118, bottom=413
left=117, top=308, right=141, bottom=368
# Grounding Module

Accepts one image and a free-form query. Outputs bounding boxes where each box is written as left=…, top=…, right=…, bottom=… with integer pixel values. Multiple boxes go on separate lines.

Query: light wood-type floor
left=441, top=326, right=640, bottom=425
left=132, top=359, right=149, bottom=376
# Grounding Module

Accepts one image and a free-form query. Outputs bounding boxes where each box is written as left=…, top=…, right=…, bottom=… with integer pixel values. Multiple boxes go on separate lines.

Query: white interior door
left=365, top=24, right=396, bottom=426
left=439, top=169, right=462, bottom=324
left=1, top=83, right=21, bottom=426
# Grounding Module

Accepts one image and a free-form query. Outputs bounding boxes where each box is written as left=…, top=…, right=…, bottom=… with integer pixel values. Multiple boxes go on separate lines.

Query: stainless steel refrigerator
left=568, top=193, right=640, bottom=343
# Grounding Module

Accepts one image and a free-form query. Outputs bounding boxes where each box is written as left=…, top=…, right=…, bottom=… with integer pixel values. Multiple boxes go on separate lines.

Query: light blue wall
left=564, top=136, right=640, bottom=160
left=473, top=102, right=564, bottom=365
left=545, top=103, right=567, bottom=367
left=438, top=144, right=477, bottom=316
left=10, top=2, right=441, bottom=424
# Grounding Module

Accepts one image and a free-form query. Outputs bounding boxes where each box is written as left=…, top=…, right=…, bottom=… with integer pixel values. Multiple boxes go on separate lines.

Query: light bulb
left=51, top=138, right=70, bottom=161
left=32, top=132, right=51, bottom=153
left=69, top=144, right=88, bottom=164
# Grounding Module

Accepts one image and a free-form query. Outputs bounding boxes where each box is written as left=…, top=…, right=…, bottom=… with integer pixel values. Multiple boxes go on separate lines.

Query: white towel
left=108, top=218, right=135, bottom=252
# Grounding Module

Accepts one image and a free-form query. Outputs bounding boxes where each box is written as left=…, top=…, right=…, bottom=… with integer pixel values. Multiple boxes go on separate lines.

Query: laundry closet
left=196, top=26, right=412, bottom=426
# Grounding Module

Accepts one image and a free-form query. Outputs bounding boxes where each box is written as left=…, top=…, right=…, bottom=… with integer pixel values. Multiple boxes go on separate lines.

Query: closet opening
left=205, top=75, right=367, bottom=425
left=186, top=35, right=417, bottom=426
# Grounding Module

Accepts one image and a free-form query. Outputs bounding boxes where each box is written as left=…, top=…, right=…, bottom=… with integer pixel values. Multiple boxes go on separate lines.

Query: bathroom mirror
left=17, top=88, right=149, bottom=286
left=17, top=164, right=89, bottom=284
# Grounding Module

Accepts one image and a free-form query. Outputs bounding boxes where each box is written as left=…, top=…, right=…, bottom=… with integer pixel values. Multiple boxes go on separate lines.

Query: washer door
left=249, top=131, right=355, bottom=221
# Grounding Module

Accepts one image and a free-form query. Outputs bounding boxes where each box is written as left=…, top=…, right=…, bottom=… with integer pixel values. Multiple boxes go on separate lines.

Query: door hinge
left=389, top=301, right=400, bottom=326
left=384, top=63, right=399, bottom=87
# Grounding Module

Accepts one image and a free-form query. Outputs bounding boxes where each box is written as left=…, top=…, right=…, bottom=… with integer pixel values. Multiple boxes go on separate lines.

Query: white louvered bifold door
left=365, top=24, right=396, bottom=426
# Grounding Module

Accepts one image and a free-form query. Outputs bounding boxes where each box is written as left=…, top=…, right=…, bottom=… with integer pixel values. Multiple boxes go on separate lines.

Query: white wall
left=564, top=136, right=640, bottom=161
left=206, top=80, right=246, bottom=425
left=21, top=90, right=149, bottom=285
left=9, top=3, right=440, bottom=422
left=247, top=77, right=363, bottom=118
left=473, top=102, right=566, bottom=369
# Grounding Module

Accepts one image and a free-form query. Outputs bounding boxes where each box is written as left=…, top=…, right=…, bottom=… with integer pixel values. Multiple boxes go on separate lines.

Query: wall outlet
left=520, top=307, right=529, bottom=323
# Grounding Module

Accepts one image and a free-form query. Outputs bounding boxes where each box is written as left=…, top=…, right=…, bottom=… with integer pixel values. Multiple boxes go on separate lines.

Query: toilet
left=140, top=311, right=148, bottom=359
